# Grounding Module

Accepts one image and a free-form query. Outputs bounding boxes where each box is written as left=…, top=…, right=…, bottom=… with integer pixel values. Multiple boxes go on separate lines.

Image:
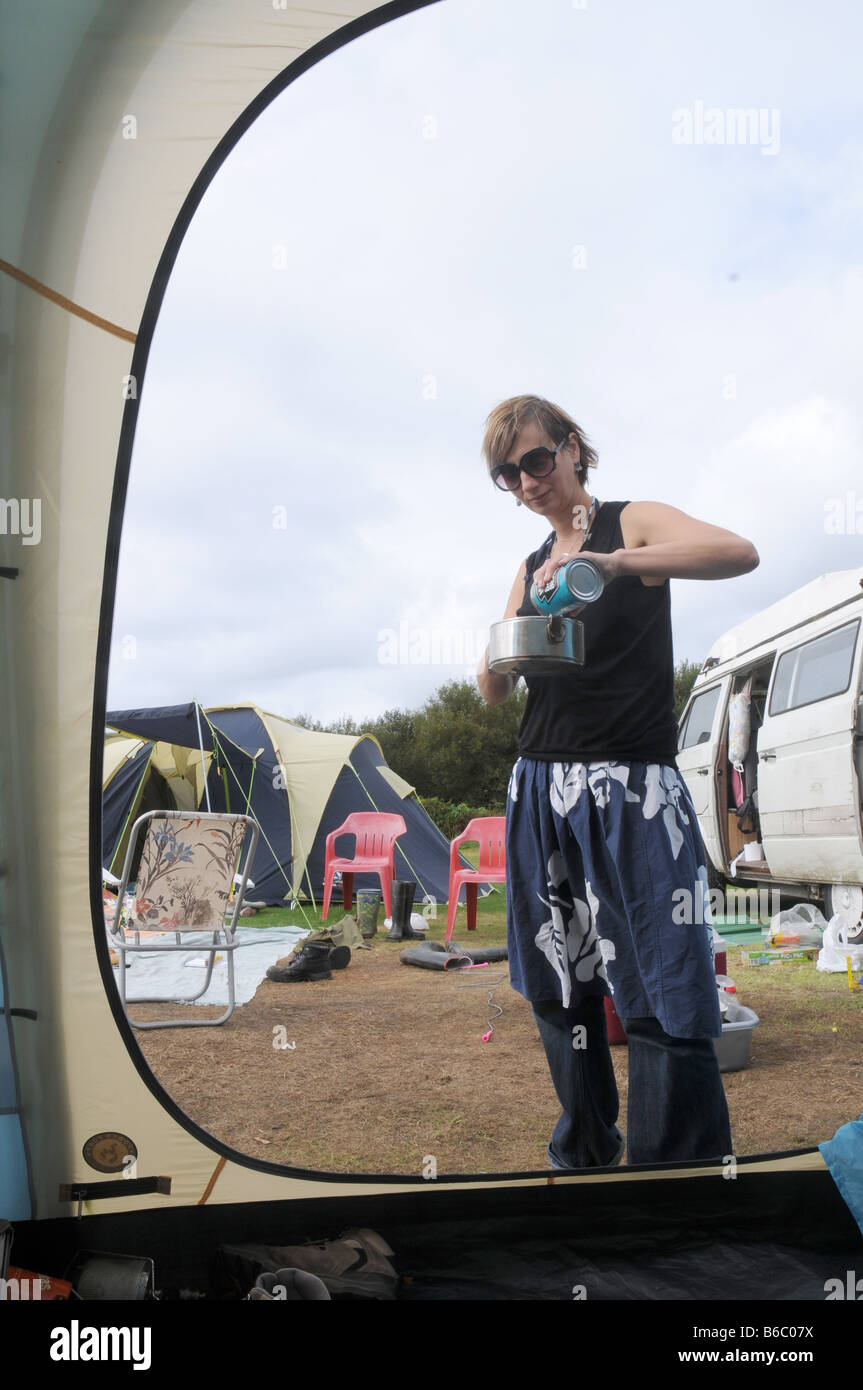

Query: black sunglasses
left=490, top=437, right=569, bottom=492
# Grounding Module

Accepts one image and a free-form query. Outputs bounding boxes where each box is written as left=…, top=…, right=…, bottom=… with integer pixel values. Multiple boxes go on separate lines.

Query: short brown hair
left=481, top=394, right=598, bottom=485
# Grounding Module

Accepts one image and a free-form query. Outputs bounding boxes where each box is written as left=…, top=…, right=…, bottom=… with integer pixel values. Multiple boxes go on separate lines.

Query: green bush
left=419, top=795, right=502, bottom=840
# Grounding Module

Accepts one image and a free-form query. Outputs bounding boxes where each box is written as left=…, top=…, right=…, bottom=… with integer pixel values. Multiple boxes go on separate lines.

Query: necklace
left=554, top=496, right=599, bottom=561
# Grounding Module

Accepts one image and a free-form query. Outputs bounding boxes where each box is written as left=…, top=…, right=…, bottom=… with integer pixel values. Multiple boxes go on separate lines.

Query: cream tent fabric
left=378, top=764, right=417, bottom=798
left=104, top=735, right=144, bottom=789
left=104, top=737, right=210, bottom=812
left=1, top=0, right=446, bottom=1223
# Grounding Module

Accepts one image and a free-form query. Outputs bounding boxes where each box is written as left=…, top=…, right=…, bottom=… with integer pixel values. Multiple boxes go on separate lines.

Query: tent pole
left=195, top=700, right=211, bottom=811
left=348, top=761, right=432, bottom=897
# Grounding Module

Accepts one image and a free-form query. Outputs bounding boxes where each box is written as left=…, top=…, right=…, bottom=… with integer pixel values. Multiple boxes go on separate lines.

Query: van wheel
left=823, top=884, right=863, bottom=939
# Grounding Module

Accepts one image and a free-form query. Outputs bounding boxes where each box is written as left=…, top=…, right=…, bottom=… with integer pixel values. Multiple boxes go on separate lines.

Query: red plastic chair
left=446, top=817, right=507, bottom=940
left=321, top=813, right=407, bottom=919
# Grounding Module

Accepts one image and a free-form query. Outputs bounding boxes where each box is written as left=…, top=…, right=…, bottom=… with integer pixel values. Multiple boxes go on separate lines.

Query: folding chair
left=107, top=810, right=259, bottom=1029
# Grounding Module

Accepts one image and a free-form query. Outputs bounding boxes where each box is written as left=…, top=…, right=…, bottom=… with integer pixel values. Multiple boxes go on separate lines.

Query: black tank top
left=516, top=501, right=679, bottom=764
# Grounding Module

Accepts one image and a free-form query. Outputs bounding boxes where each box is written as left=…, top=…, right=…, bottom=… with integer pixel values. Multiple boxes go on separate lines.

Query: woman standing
left=477, top=394, right=759, bottom=1168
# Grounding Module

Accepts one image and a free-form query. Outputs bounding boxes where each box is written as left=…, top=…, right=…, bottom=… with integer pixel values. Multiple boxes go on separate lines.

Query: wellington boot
left=400, top=943, right=472, bottom=971
left=385, top=880, right=424, bottom=940
left=445, top=941, right=508, bottom=963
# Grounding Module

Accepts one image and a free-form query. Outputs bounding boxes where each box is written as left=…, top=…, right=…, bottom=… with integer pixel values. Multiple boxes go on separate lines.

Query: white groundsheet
left=111, top=925, right=310, bottom=1007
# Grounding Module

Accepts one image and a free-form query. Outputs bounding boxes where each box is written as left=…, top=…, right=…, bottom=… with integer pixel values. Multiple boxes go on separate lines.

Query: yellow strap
left=0, top=257, right=137, bottom=343
left=198, top=1155, right=227, bottom=1204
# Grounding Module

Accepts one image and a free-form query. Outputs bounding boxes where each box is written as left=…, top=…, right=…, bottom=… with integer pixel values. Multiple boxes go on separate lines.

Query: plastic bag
left=816, top=914, right=863, bottom=973
left=728, top=677, right=753, bottom=769
left=767, top=902, right=827, bottom=947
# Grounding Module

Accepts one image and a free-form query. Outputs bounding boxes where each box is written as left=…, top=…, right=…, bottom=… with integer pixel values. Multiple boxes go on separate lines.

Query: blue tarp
left=819, top=1112, right=863, bottom=1238
left=107, top=702, right=215, bottom=749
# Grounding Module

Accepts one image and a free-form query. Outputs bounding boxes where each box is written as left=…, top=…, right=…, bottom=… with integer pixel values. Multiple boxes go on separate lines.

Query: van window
left=769, top=619, right=859, bottom=716
left=679, top=684, right=722, bottom=750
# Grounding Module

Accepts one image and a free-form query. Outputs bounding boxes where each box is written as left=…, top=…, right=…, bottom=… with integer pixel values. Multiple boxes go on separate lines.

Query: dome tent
left=105, top=701, right=468, bottom=906
left=1, top=0, right=861, bottom=1318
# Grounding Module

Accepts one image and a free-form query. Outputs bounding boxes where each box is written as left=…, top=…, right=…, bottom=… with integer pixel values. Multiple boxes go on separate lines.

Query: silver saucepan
left=488, top=614, right=585, bottom=675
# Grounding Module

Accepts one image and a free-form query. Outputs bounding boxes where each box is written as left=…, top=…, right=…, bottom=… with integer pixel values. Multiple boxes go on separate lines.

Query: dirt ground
left=130, top=933, right=862, bottom=1177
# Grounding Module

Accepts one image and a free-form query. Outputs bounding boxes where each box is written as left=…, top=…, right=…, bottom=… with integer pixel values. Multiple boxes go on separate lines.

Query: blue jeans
left=533, top=997, right=732, bottom=1168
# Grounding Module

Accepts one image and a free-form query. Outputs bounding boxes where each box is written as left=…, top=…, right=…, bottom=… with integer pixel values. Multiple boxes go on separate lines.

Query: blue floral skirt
left=505, top=758, right=722, bottom=1039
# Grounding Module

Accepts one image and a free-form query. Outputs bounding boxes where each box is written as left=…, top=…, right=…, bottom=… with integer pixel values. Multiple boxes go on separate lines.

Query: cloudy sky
left=108, top=0, right=863, bottom=728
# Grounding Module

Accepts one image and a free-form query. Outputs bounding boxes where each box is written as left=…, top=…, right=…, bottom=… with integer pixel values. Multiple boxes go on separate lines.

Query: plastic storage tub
left=713, top=1002, right=760, bottom=1073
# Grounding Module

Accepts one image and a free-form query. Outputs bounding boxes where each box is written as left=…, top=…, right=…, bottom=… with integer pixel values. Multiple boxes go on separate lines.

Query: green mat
left=712, top=915, right=766, bottom=943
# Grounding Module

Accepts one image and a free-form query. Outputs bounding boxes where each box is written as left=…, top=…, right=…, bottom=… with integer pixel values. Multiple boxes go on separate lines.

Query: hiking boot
left=267, top=943, right=333, bottom=982
left=315, top=942, right=351, bottom=970
left=259, top=1228, right=398, bottom=1299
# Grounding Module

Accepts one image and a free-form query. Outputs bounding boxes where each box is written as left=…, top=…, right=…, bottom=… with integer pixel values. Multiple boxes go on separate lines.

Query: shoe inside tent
left=2, top=0, right=861, bottom=1323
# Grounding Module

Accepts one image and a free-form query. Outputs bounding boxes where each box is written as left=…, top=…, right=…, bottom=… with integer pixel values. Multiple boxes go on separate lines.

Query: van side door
left=676, top=678, right=731, bottom=875
left=757, top=616, right=863, bottom=880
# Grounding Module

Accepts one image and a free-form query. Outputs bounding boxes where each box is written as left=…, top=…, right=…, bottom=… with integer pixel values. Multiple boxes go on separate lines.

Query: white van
left=676, top=567, right=863, bottom=933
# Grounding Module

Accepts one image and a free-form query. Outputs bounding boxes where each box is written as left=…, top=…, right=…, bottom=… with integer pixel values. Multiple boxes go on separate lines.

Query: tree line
left=294, top=661, right=702, bottom=824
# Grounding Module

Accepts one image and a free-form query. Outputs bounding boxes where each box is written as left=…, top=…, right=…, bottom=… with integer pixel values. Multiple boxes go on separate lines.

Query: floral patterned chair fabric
left=107, top=811, right=259, bottom=1030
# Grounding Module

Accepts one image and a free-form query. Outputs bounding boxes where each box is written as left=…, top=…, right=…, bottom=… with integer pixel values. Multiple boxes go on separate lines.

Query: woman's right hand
left=477, top=643, right=515, bottom=706
left=476, top=560, right=527, bottom=706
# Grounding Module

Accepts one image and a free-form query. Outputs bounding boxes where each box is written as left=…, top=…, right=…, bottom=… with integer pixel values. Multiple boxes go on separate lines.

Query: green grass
left=243, top=890, right=862, bottom=1016
left=240, top=903, right=319, bottom=930
left=240, top=852, right=510, bottom=944
left=726, top=943, right=862, bottom=1013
